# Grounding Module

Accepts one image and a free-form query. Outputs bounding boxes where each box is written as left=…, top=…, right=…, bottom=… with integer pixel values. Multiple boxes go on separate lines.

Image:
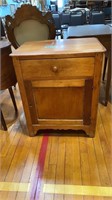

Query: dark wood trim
left=5, top=4, right=56, bottom=49
left=83, top=79, right=93, bottom=125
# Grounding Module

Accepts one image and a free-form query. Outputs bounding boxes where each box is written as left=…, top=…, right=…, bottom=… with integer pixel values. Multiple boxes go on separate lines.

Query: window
left=57, top=0, right=63, bottom=8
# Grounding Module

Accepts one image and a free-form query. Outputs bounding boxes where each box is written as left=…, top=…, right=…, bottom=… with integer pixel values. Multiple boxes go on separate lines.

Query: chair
left=70, top=11, right=84, bottom=26
left=52, top=13, right=63, bottom=39
left=49, top=0, right=58, bottom=12
left=5, top=4, right=56, bottom=49
left=0, top=40, right=18, bottom=130
left=60, top=12, right=70, bottom=27
left=103, top=7, right=112, bottom=23
left=89, top=11, right=105, bottom=24
left=49, top=4, right=58, bottom=12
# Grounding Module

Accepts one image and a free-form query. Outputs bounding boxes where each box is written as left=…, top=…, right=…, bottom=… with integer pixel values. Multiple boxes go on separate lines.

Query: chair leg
left=0, top=109, right=7, bottom=131
left=8, top=87, right=18, bottom=113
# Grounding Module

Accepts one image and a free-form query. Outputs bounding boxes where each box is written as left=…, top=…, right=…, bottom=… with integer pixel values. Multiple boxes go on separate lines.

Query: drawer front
left=20, top=57, right=94, bottom=80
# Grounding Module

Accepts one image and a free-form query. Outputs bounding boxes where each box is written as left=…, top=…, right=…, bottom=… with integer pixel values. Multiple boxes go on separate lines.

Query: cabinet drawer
left=21, top=57, right=94, bottom=80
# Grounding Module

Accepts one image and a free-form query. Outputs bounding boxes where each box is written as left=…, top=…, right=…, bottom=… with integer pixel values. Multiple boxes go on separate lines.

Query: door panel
left=33, top=87, right=84, bottom=119
left=24, top=79, right=93, bottom=124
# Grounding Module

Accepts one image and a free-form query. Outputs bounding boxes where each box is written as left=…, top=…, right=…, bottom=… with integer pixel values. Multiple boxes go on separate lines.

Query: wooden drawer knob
left=52, top=66, right=58, bottom=73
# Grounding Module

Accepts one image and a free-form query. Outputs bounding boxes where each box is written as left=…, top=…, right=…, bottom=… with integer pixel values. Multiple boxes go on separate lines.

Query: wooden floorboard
left=0, top=85, right=112, bottom=200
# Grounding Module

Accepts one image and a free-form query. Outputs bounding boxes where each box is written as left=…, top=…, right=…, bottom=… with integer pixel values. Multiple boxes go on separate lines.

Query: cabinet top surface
left=11, top=38, right=106, bottom=58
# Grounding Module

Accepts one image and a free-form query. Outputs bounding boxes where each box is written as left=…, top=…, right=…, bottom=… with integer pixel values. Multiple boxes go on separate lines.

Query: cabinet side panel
left=12, top=57, right=34, bottom=135
left=91, top=53, right=104, bottom=128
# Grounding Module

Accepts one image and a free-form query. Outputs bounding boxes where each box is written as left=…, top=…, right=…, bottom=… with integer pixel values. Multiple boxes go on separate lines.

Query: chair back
left=52, top=13, right=61, bottom=30
left=89, top=11, right=105, bottom=24
left=60, top=12, right=70, bottom=26
left=70, top=11, right=84, bottom=26
left=103, top=7, right=112, bottom=20
left=5, top=4, right=56, bottom=49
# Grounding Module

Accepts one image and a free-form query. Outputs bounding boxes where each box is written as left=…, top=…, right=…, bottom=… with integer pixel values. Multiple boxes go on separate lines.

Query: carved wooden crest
left=5, top=4, right=56, bottom=49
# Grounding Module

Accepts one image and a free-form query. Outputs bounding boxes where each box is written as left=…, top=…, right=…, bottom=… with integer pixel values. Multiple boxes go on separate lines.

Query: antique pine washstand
left=11, top=38, right=105, bottom=137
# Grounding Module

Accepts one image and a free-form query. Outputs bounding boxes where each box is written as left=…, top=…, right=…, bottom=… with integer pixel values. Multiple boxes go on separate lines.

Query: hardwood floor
left=0, top=85, right=112, bottom=200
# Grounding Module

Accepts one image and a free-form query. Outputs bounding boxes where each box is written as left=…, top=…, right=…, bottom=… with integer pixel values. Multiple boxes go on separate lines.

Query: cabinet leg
left=86, top=131, right=95, bottom=138
left=28, top=130, right=37, bottom=137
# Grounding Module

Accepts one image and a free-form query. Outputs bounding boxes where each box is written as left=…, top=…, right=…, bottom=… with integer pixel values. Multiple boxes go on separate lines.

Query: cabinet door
left=24, top=79, right=93, bottom=125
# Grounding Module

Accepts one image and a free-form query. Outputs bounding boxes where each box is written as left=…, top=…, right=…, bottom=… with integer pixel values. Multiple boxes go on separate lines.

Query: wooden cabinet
left=11, top=38, right=105, bottom=137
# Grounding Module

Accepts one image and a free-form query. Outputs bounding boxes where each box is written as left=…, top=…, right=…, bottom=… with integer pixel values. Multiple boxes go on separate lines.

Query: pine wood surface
left=11, top=38, right=106, bottom=137
left=11, top=38, right=105, bottom=57
left=0, top=86, right=112, bottom=200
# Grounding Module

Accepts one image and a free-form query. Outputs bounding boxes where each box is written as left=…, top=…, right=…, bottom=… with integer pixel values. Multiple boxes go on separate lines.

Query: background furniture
left=0, top=39, right=17, bottom=130
left=0, top=17, right=6, bottom=39
left=49, top=0, right=58, bottom=12
left=5, top=4, right=56, bottom=49
left=89, top=1, right=103, bottom=11
left=60, top=12, right=70, bottom=27
left=89, top=11, right=105, bottom=24
left=70, top=10, right=84, bottom=25
left=67, top=24, right=112, bottom=106
left=76, top=1, right=87, bottom=8
left=103, top=6, right=112, bottom=24
left=52, top=13, right=63, bottom=38
left=11, top=38, right=105, bottom=137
